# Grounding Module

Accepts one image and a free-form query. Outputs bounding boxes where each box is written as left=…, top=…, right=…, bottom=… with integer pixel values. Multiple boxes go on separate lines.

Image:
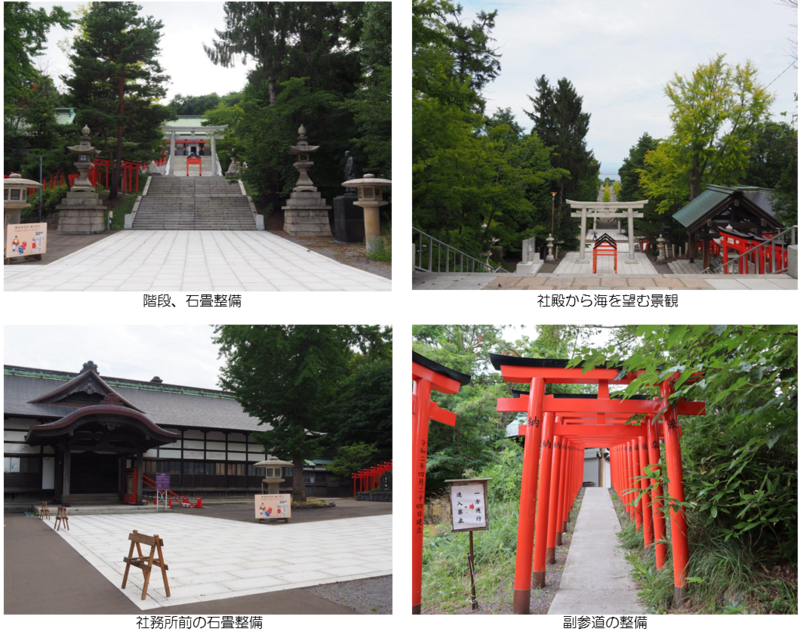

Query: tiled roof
left=4, top=366, right=269, bottom=432
left=672, top=185, right=776, bottom=229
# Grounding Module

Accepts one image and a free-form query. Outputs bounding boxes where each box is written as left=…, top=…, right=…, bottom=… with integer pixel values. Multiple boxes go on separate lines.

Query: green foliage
left=639, top=55, right=774, bottom=213
left=21, top=183, right=69, bottom=221
left=602, top=185, right=611, bottom=202
left=214, top=325, right=391, bottom=500
left=168, top=93, right=221, bottom=116
left=575, top=326, right=797, bottom=567
left=330, top=355, right=392, bottom=461
left=479, top=440, right=524, bottom=504
left=65, top=1, right=172, bottom=199
left=613, top=181, right=620, bottom=197
left=327, top=442, right=380, bottom=480
left=4, top=2, right=73, bottom=109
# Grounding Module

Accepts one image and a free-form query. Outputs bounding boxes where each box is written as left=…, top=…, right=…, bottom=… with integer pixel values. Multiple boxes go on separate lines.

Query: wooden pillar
left=646, top=419, right=667, bottom=569
left=638, top=436, right=654, bottom=548
left=412, top=379, right=432, bottom=615
left=688, top=231, right=696, bottom=263
left=118, top=457, right=125, bottom=502
left=62, top=445, right=72, bottom=506
left=135, top=452, right=144, bottom=506
left=546, top=436, right=563, bottom=563
left=532, top=413, right=555, bottom=588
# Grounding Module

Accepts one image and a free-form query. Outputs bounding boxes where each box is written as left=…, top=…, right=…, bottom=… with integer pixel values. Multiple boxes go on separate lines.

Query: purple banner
left=156, top=473, right=170, bottom=490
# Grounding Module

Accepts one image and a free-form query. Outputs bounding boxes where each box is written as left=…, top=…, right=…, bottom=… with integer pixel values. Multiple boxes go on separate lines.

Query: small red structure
left=352, top=461, right=392, bottom=495
left=186, top=156, right=203, bottom=176
left=592, top=233, right=617, bottom=274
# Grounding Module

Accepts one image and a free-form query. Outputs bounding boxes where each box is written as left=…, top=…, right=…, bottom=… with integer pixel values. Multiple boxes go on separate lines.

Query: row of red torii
left=412, top=352, right=705, bottom=614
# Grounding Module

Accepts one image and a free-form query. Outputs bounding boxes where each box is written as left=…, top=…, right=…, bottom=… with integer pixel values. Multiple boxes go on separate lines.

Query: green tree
left=327, top=442, right=380, bottom=482
left=4, top=2, right=73, bottom=110
left=168, top=93, right=222, bottom=116
left=444, top=4, right=500, bottom=105
left=331, top=357, right=392, bottom=460
left=214, top=325, right=388, bottom=501
left=65, top=1, right=171, bottom=200
left=345, top=1, right=392, bottom=177
left=602, top=185, right=611, bottom=202
left=526, top=75, right=601, bottom=219
left=639, top=56, right=774, bottom=214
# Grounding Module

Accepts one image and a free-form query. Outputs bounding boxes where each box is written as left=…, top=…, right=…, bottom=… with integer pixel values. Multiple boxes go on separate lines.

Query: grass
left=421, top=490, right=585, bottom=613
left=106, top=192, right=138, bottom=230
left=366, top=224, right=392, bottom=263
left=610, top=489, right=798, bottom=614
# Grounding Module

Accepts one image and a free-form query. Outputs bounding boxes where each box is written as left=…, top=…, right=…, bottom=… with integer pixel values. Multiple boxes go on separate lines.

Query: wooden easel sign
left=445, top=478, right=491, bottom=611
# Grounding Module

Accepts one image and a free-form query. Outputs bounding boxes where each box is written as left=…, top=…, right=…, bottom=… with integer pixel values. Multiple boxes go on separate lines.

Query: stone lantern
left=282, top=125, right=332, bottom=237
left=56, top=125, right=107, bottom=234
left=341, top=174, right=391, bottom=255
left=253, top=457, right=294, bottom=494
left=4, top=173, right=43, bottom=262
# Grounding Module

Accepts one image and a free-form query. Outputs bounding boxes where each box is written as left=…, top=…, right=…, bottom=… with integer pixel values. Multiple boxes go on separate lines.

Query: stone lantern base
left=56, top=190, right=107, bottom=235
left=282, top=189, right=332, bottom=237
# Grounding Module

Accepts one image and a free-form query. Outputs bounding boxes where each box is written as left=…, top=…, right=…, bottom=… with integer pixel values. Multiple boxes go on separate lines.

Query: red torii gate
left=412, top=352, right=471, bottom=615
left=491, top=354, right=705, bottom=613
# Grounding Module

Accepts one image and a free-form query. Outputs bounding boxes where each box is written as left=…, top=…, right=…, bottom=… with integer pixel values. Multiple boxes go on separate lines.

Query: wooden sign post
left=445, top=478, right=491, bottom=611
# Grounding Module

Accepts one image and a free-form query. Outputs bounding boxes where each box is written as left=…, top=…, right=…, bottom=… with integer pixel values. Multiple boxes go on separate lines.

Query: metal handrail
left=702, top=226, right=797, bottom=275
left=413, top=227, right=509, bottom=273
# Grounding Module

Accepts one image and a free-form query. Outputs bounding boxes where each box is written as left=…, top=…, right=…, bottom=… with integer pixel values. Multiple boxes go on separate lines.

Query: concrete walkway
left=548, top=488, right=644, bottom=614
left=4, top=230, right=391, bottom=291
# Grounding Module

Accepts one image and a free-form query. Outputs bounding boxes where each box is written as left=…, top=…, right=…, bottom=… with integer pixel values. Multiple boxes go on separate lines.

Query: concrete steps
left=133, top=175, right=256, bottom=230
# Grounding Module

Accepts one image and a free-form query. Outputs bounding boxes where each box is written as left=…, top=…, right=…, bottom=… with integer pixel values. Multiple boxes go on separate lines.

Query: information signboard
left=6, top=223, right=47, bottom=259
left=447, top=478, right=490, bottom=532
left=254, top=493, right=291, bottom=522
left=155, top=473, right=170, bottom=490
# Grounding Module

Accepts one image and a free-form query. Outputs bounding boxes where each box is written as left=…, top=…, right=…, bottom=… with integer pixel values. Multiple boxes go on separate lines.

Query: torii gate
left=412, top=352, right=471, bottom=615
left=491, top=354, right=705, bottom=613
left=567, top=200, right=648, bottom=263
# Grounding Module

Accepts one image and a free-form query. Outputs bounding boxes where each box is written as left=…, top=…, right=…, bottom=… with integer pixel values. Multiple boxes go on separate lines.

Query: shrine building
left=4, top=361, right=337, bottom=507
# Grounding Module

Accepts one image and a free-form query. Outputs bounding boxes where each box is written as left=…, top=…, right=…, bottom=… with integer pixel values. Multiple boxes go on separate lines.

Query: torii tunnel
left=490, top=354, right=705, bottom=613
left=412, top=352, right=471, bottom=615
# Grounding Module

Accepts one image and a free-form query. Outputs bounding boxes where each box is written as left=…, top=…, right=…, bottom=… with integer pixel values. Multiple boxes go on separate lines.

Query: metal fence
left=413, top=227, right=508, bottom=273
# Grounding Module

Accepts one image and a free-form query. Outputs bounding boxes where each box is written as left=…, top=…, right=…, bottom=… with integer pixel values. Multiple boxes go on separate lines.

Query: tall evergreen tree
left=65, top=2, right=171, bottom=199
left=445, top=4, right=500, bottom=102
left=525, top=76, right=600, bottom=219
left=619, top=133, right=658, bottom=202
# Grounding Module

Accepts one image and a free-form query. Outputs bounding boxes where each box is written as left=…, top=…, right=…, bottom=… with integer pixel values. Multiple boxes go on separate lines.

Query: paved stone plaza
left=554, top=251, right=657, bottom=275
left=4, top=230, right=391, bottom=291
left=413, top=272, right=797, bottom=290
left=42, top=512, right=391, bottom=610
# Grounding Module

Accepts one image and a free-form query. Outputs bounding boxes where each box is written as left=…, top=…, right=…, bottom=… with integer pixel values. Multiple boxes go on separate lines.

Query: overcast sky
left=5, top=325, right=224, bottom=389
left=462, top=0, right=798, bottom=178
left=30, top=2, right=254, bottom=103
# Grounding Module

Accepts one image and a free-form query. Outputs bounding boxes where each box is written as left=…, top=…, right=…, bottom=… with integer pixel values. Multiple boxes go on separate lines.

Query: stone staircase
left=133, top=175, right=257, bottom=230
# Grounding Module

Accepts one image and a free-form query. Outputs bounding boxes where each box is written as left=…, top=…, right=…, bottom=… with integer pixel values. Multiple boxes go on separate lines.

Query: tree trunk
left=292, top=456, right=307, bottom=502
left=110, top=69, right=125, bottom=200
left=268, top=71, right=277, bottom=106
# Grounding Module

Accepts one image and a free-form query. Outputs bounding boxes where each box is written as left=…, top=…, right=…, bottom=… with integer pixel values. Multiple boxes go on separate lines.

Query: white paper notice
left=450, top=483, right=487, bottom=531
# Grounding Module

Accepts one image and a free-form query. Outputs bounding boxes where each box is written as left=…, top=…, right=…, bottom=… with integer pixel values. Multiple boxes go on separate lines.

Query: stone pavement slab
left=41, top=512, right=391, bottom=610
left=5, top=230, right=390, bottom=291
left=548, top=488, right=644, bottom=615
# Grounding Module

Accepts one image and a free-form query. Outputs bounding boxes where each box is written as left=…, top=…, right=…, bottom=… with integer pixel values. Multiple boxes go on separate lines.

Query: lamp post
left=342, top=174, right=392, bottom=255
left=4, top=173, right=44, bottom=263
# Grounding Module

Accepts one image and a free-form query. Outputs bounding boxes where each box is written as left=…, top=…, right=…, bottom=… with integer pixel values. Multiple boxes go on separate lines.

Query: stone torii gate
left=567, top=200, right=648, bottom=263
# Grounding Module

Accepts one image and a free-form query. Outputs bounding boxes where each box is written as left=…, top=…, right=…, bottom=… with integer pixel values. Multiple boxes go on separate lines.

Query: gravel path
left=309, top=576, right=393, bottom=614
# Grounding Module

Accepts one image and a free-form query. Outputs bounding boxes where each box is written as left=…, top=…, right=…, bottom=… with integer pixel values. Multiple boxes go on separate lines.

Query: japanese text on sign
left=450, top=482, right=488, bottom=531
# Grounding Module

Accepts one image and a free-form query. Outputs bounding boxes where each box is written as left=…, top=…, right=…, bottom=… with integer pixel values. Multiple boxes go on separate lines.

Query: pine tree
left=65, top=2, right=171, bottom=200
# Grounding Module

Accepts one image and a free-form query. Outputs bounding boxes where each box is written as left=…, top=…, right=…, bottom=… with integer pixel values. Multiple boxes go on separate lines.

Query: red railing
left=142, top=474, right=202, bottom=508
left=352, top=461, right=392, bottom=495
left=30, top=151, right=168, bottom=195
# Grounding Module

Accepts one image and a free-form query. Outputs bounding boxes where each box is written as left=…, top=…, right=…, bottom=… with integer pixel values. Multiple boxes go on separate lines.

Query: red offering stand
left=186, top=156, right=203, bottom=176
